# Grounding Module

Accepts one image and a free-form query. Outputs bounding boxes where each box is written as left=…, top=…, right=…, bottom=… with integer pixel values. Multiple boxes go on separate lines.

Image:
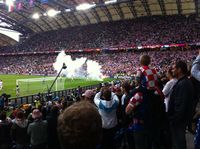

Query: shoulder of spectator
left=193, top=55, right=200, bottom=64
left=94, top=92, right=101, bottom=105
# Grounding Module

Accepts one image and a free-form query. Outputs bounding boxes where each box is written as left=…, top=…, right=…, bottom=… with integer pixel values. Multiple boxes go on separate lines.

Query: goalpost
left=16, top=77, right=65, bottom=96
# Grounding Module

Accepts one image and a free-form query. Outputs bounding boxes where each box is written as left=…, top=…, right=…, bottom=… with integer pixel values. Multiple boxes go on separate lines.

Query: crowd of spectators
left=0, top=52, right=199, bottom=149
left=0, top=13, right=200, bottom=149
left=0, top=48, right=198, bottom=77
left=0, top=15, right=200, bottom=53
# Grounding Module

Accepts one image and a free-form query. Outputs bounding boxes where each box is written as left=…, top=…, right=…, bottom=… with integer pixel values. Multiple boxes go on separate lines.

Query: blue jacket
left=191, top=55, right=200, bottom=82
left=195, top=118, right=200, bottom=149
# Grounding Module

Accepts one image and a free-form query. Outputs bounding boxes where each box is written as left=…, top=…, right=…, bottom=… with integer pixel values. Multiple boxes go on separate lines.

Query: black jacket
left=46, top=113, right=60, bottom=149
left=168, top=76, right=195, bottom=125
left=10, top=120, right=29, bottom=144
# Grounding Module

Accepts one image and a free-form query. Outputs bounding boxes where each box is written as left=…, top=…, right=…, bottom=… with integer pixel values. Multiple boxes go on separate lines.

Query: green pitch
left=0, top=74, right=113, bottom=98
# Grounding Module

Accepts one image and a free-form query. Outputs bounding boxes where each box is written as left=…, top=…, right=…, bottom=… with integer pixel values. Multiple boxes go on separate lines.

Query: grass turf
left=0, top=74, right=113, bottom=98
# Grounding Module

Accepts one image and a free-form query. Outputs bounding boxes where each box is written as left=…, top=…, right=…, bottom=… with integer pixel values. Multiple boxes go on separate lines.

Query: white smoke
left=53, top=51, right=103, bottom=80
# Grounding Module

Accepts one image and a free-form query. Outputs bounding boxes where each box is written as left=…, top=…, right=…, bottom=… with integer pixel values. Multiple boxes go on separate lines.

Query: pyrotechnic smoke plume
left=53, top=51, right=102, bottom=80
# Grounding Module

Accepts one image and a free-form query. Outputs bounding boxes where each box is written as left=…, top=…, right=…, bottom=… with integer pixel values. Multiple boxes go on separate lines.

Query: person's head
left=114, top=86, right=122, bottom=96
left=172, top=61, right=188, bottom=79
left=0, top=111, right=6, bottom=121
left=50, top=105, right=59, bottom=115
left=140, top=55, right=151, bottom=66
left=32, top=109, right=42, bottom=120
left=82, top=90, right=95, bottom=102
left=58, top=101, right=102, bottom=149
left=101, top=87, right=111, bottom=101
left=16, top=111, right=25, bottom=121
left=166, top=68, right=174, bottom=80
left=121, top=81, right=131, bottom=94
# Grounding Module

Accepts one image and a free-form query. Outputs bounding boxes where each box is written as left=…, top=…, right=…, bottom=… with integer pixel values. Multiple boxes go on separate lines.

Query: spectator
left=11, top=111, right=29, bottom=149
left=27, top=109, right=48, bottom=149
left=168, top=61, right=196, bottom=149
left=82, top=89, right=95, bottom=103
left=191, top=50, right=200, bottom=149
left=162, top=68, right=178, bottom=112
left=94, top=86, right=119, bottom=149
left=136, top=54, right=159, bottom=90
left=46, top=106, right=60, bottom=149
left=0, top=111, right=12, bottom=149
left=57, top=101, right=102, bottom=149
left=191, top=50, right=200, bottom=82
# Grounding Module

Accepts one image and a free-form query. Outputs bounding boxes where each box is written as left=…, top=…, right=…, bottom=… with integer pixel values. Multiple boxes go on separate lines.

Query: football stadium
left=0, top=0, right=200, bottom=149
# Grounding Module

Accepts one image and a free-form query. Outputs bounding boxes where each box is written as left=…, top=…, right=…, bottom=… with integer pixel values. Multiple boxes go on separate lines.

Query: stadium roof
left=0, top=0, right=197, bottom=34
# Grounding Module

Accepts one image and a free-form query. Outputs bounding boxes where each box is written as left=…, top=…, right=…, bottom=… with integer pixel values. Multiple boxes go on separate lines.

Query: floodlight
left=47, top=9, right=60, bottom=17
left=105, top=0, right=117, bottom=5
left=76, top=3, right=96, bottom=11
left=32, top=13, right=40, bottom=19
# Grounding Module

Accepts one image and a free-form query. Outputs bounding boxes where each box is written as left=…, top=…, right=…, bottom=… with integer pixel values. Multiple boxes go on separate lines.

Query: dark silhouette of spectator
left=46, top=105, right=60, bottom=149
left=11, top=110, right=29, bottom=149
left=168, top=61, right=196, bottom=149
left=0, top=111, right=12, bottom=149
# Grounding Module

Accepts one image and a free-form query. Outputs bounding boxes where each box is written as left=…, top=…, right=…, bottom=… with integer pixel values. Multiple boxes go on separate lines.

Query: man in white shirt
left=162, top=69, right=177, bottom=112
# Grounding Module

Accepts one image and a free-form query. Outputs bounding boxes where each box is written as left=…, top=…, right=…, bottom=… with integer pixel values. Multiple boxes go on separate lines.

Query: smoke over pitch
left=53, top=51, right=103, bottom=80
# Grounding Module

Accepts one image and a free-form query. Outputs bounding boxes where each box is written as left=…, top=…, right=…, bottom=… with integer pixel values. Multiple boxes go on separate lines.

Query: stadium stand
left=0, top=49, right=198, bottom=77
left=0, top=15, right=200, bottom=53
left=0, top=0, right=200, bottom=149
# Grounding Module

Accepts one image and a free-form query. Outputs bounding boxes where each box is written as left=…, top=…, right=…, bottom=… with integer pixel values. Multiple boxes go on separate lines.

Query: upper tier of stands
left=0, top=15, right=200, bottom=53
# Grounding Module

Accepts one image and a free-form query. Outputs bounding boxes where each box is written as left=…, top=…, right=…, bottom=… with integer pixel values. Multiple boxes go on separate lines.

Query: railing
left=8, top=84, right=99, bottom=106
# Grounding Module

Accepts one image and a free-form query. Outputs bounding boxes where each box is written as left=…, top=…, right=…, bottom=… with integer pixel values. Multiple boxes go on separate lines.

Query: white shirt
left=162, top=78, right=178, bottom=112
left=94, top=92, right=119, bottom=129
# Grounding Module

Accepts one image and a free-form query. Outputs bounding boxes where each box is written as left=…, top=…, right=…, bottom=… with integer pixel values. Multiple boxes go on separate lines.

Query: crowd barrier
left=8, top=84, right=99, bottom=106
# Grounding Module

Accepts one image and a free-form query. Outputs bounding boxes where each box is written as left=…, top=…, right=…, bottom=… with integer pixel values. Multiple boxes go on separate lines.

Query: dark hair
left=101, top=87, right=111, bottom=101
left=58, top=101, right=102, bottom=149
left=175, top=61, right=188, bottom=75
left=50, top=105, right=59, bottom=115
left=140, top=55, right=151, bottom=66
left=121, top=81, right=131, bottom=93
left=16, top=111, right=25, bottom=119
left=0, top=112, right=7, bottom=121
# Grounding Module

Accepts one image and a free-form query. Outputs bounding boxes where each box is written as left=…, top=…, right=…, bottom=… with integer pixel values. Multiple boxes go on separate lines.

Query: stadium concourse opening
left=0, top=0, right=200, bottom=149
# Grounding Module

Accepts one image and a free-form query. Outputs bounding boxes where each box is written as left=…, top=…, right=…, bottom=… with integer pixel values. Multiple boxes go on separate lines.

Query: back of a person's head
left=101, top=87, right=112, bottom=101
left=50, top=105, right=59, bottom=115
left=175, top=61, right=188, bottom=75
left=140, top=55, right=151, bottom=66
left=16, top=110, right=25, bottom=120
left=121, top=81, right=131, bottom=93
left=58, top=101, right=102, bottom=149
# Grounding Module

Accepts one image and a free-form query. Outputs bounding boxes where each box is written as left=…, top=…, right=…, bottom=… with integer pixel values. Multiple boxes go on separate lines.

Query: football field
left=0, top=74, right=113, bottom=98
